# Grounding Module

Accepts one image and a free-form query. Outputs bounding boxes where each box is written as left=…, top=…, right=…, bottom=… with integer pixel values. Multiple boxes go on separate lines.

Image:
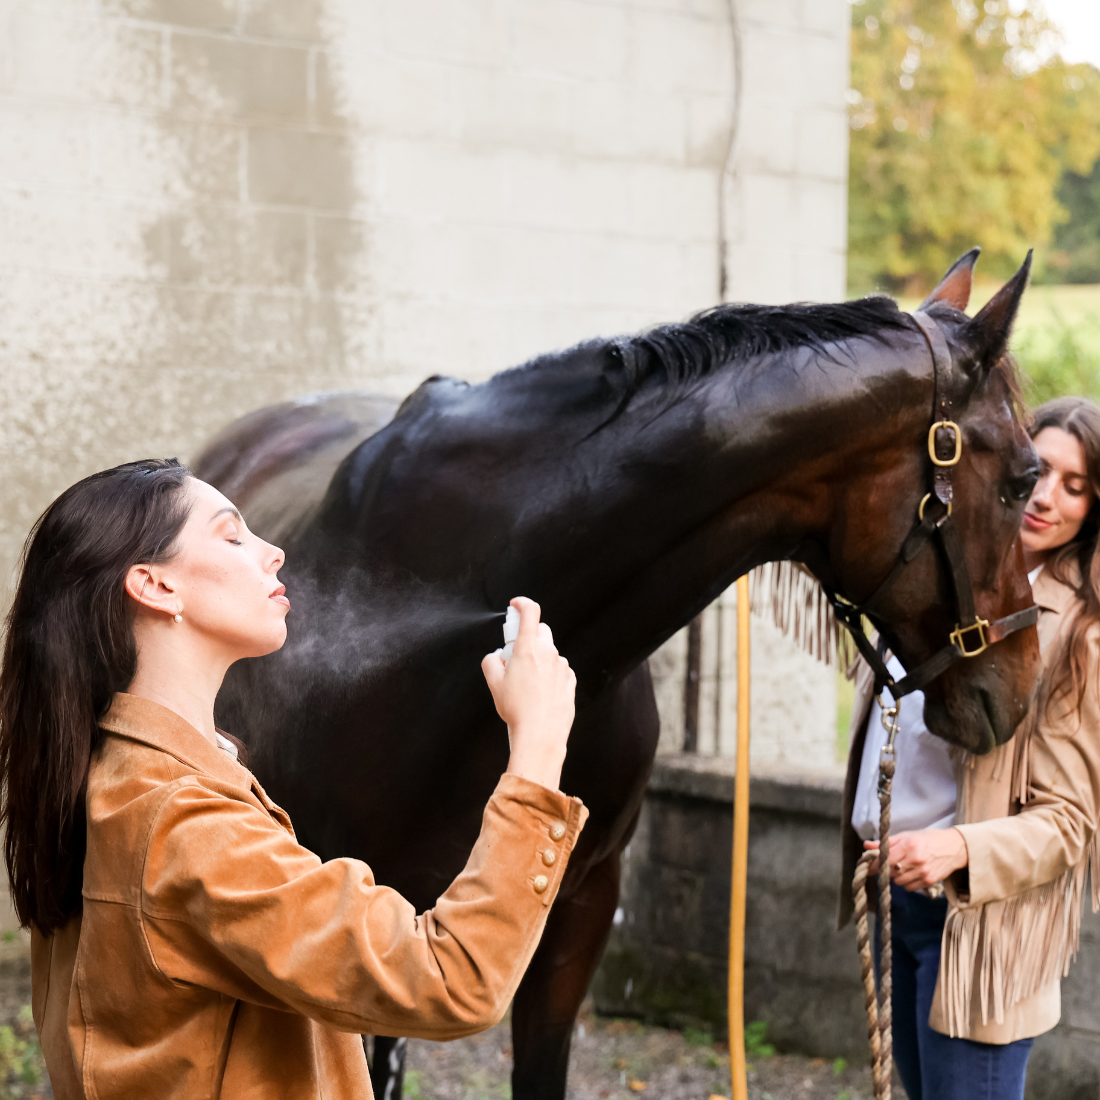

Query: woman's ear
left=125, top=565, right=178, bottom=616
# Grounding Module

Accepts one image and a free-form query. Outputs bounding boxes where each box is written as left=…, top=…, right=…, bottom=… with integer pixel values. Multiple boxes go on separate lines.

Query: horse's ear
left=920, top=248, right=981, bottom=311
left=960, top=250, right=1032, bottom=373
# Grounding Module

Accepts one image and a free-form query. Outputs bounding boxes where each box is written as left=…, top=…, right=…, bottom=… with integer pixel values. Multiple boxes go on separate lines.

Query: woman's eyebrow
left=210, top=506, right=243, bottom=525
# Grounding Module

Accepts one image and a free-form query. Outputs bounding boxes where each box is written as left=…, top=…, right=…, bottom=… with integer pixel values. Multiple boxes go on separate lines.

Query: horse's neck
left=312, top=336, right=932, bottom=684
left=532, top=340, right=933, bottom=680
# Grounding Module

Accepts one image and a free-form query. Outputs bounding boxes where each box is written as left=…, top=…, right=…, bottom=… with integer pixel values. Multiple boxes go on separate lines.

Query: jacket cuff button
left=533, top=875, right=549, bottom=894
left=550, top=823, right=566, bottom=840
left=542, top=848, right=557, bottom=866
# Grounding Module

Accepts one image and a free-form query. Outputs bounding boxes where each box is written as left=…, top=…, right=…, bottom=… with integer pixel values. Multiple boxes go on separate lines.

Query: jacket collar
left=99, top=693, right=247, bottom=789
left=1031, top=563, right=1080, bottom=616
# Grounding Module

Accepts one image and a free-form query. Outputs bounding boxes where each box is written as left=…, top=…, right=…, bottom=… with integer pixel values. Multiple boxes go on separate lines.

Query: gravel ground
left=407, top=1009, right=882, bottom=1100
left=18, top=996, right=884, bottom=1100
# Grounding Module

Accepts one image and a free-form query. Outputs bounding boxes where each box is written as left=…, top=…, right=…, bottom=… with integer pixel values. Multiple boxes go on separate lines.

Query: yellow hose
left=728, top=574, right=751, bottom=1100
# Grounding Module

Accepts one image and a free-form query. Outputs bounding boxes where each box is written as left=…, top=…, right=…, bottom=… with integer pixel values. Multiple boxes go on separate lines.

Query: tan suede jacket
left=838, top=566, right=1100, bottom=1043
left=32, top=693, right=588, bottom=1099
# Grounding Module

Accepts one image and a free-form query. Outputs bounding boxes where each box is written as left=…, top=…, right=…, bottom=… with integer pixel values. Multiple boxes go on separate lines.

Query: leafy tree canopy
left=1042, top=156, right=1100, bottom=283
left=848, top=0, right=1100, bottom=295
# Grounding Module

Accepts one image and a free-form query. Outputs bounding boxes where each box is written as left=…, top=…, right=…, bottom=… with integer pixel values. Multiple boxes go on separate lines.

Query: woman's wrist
left=949, top=826, right=970, bottom=872
left=505, top=735, right=566, bottom=792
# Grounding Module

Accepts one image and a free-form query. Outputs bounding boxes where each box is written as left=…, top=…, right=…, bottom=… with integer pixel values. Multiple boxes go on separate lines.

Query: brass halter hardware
left=917, top=492, right=951, bottom=521
left=819, top=311, right=1040, bottom=705
left=928, top=420, right=962, bottom=466
left=950, top=618, right=990, bottom=658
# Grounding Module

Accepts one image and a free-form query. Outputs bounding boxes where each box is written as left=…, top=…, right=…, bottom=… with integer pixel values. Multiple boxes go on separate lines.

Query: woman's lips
left=269, top=584, right=290, bottom=608
left=1022, top=512, right=1053, bottom=532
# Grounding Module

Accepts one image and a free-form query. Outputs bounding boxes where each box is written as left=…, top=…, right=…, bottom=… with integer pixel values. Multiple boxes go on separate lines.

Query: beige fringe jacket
left=837, top=566, right=1100, bottom=1044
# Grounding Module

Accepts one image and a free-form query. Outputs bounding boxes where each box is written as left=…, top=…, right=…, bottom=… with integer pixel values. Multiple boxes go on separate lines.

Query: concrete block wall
left=331, top=0, right=737, bottom=397
left=593, top=755, right=868, bottom=1052
left=650, top=586, right=842, bottom=772
left=0, top=0, right=851, bottom=781
left=0, top=0, right=363, bottom=620
left=724, top=0, right=850, bottom=304
left=324, top=0, right=851, bottom=390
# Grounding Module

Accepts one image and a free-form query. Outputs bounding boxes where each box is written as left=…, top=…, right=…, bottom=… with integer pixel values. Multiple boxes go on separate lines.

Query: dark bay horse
left=196, top=251, right=1041, bottom=1100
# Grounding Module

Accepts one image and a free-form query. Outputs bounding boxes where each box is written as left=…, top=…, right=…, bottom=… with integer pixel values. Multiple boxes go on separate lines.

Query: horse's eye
left=1006, top=470, right=1039, bottom=503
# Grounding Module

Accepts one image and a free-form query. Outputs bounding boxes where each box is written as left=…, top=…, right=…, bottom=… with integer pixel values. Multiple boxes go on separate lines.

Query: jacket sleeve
left=140, top=772, right=587, bottom=1039
left=954, top=627, right=1100, bottom=908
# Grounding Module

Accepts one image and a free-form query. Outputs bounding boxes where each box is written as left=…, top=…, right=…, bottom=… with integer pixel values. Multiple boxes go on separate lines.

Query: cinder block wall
left=0, top=0, right=851, bottom=788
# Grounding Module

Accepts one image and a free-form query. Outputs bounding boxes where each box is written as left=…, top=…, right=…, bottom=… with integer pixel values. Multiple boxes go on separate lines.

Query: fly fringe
left=748, top=562, right=851, bottom=667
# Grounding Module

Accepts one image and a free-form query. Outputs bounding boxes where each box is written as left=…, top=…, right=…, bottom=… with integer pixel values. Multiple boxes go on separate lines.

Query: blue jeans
left=874, top=883, right=1033, bottom=1100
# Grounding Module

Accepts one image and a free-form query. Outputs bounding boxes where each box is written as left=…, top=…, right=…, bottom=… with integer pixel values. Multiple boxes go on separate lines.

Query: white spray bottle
left=501, top=605, right=520, bottom=665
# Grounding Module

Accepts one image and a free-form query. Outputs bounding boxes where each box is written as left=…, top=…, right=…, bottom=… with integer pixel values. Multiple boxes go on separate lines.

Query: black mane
left=610, top=296, right=913, bottom=396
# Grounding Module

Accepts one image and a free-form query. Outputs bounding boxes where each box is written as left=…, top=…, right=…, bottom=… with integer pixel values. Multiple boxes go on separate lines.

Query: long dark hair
left=0, top=459, right=192, bottom=933
left=1031, top=397, right=1100, bottom=715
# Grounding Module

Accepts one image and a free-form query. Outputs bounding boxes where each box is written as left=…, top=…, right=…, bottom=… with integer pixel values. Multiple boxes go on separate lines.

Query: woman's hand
left=481, top=597, right=576, bottom=792
left=863, top=828, right=969, bottom=891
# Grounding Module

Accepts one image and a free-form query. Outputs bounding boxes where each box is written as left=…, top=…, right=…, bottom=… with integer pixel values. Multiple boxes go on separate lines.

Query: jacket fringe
left=939, top=857, right=1095, bottom=1037
left=940, top=677, right=1099, bottom=1038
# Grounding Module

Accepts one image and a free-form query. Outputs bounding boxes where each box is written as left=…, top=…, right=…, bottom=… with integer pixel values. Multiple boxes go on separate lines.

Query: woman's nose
left=266, top=542, right=286, bottom=572
left=1030, top=475, right=1055, bottom=509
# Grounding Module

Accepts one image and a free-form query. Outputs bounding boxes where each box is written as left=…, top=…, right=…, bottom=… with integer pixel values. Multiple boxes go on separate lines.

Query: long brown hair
left=0, top=459, right=192, bottom=933
left=1031, top=397, right=1100, bottom=716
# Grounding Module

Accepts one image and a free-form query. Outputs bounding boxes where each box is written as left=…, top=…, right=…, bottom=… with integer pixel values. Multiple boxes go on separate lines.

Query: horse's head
left=825, top=250, right=1041, bottom=754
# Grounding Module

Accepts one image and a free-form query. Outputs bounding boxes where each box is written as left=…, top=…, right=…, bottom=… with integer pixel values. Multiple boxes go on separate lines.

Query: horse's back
left=193, top=392, right=402, bottom=542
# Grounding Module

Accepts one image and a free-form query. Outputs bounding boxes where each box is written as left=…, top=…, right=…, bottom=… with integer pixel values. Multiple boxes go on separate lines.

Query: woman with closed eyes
left=4, top=460, right=584, bottom=1099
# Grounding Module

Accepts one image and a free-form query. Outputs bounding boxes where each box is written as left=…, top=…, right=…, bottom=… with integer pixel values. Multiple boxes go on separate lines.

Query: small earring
left=173, top=612, right=183, bottom=624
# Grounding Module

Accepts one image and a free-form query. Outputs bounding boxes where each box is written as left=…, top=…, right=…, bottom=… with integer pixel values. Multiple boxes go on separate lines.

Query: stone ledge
left=649, top=753, right=844, bottom=820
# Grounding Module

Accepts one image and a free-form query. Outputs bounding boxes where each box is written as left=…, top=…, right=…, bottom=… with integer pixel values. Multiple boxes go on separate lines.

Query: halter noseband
left=822, top=310, right=1040, bottom=706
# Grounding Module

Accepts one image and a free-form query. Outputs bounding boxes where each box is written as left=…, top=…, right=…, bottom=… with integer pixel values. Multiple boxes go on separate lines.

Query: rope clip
left=876, top=694, right=900, bottom=743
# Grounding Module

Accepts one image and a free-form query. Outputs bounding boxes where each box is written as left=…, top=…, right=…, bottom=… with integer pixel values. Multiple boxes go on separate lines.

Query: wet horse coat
left=197, top=255, right=1040, bottom=1099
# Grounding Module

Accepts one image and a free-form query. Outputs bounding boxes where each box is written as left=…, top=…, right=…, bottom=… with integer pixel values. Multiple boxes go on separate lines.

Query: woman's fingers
left=481, top=650, right=506, bottom=687
left=511, top=596, right=542, bottom=640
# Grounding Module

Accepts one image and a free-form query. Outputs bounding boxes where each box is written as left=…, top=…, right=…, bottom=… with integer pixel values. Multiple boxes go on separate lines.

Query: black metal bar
left=683, top=613, right=703, bottom=752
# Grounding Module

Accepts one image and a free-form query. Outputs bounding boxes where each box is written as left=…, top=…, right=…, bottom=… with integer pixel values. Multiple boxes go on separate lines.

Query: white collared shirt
left=215, top=732, right=239, bottom=761
left=852, top=655, right=957, bottom=840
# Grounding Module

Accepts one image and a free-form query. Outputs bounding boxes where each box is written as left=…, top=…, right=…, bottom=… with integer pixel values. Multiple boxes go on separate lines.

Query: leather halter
left=822, top=310, right=1040, bottom=703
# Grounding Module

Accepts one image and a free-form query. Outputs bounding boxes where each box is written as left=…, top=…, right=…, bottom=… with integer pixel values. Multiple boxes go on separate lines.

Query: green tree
left=1041, top=157, right=1100, bottom=283
left=848, top=0, right=1100, bottom=295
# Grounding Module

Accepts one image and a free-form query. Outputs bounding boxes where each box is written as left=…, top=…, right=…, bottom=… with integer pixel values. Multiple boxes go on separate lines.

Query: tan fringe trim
left=1091, top=829, right=1100, bottom=914
left=940, top=850, right=1096, bottom=1037
left=749, top=562, right=848, bottom=666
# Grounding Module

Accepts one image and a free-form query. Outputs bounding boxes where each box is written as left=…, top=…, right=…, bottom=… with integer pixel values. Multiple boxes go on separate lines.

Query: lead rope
left=853, top=700, right=898, bottom=1100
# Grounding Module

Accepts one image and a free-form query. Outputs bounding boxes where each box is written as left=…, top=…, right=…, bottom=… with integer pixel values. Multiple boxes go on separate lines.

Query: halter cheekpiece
left=822, top=310, right=1040, bottom=709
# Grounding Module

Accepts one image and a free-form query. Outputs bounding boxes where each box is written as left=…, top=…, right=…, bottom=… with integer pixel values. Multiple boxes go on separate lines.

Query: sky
left=1042, top=0, right=1100, bottom=69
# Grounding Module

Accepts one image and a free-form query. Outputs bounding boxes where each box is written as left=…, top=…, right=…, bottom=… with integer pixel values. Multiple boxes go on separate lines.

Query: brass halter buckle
left=928, top=420, right=962, bottom=466
left=950, top=618, right=990, bottom=657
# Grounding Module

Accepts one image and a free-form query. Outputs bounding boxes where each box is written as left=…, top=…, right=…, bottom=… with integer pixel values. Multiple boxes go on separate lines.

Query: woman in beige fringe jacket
left=838, top=396, right=1100, bottom=1100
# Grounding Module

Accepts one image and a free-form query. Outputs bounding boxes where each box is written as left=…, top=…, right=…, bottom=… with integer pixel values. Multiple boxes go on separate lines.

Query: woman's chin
left=1020, top=530, right=1055, bottom=556
left=236, top=623, right=288, bottom=660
